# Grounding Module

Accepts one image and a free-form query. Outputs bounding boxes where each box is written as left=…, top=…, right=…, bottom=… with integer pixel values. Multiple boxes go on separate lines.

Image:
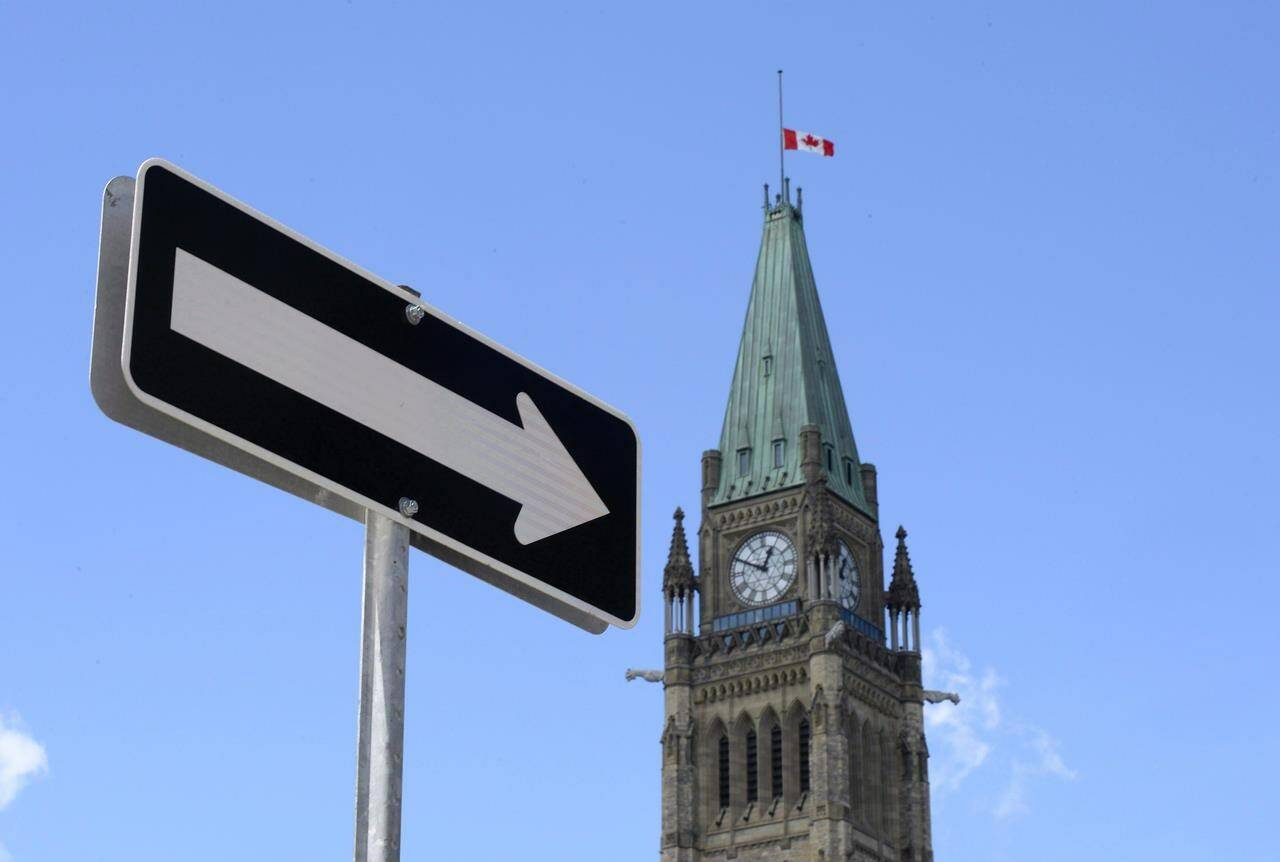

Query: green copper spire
left=710, top=195, right=869, bottom=513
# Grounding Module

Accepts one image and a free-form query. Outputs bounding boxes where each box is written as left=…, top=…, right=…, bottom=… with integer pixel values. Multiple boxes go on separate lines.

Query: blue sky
left=1, top=2, right=1277, bottom=860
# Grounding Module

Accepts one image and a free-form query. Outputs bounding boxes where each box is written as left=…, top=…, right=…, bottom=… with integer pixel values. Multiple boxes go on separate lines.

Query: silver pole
left=777, top=69, right=785, bottom=202
left=354, top=509, right=410, bottom=862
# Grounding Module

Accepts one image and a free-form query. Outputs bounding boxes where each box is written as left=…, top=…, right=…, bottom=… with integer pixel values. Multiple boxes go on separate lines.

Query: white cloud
left=922, top=629, right=1075, bottom=819
left=994, top=728, right=1077, bottom=820
left=0, top=712, right=48, bottom=810
left=992, top=762, right=1031, bottom=819
left=922, top=629, right=1003, bottom=791
left=1028, top=727, right=1076, bottom=782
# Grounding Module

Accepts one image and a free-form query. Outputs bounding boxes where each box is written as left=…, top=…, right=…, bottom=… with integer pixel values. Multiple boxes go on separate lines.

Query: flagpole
left=777, top=69, right=785, bottom=205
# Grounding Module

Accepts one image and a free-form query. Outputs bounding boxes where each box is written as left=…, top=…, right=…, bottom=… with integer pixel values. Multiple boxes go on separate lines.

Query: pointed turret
left=886, top=526, right=921, bottom=610
left=710, top=195, right=869, bottom=513
left=886, top=526, right=922, bottom=652
left=663, top=508, right=697, bottom=635
left=664, top=508, right=695, bottom=591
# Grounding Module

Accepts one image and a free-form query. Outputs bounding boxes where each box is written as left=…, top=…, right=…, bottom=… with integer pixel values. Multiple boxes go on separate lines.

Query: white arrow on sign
left=168, top=248, right=610, bottom=544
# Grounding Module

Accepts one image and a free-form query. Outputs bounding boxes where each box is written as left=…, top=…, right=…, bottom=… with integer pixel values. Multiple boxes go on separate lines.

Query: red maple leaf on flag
left=802, top=134, right=820, bottom=147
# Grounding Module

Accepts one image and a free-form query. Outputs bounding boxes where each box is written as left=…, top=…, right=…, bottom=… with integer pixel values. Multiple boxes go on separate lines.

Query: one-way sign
left=92, top=159, right=640, bottom=631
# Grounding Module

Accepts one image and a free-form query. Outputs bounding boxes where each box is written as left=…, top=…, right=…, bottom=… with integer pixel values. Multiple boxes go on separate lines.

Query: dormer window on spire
left=737, top=447, right=751, bottom=476
left=762, top=355, right=773, bottom=377
left=772, top=439, right=785, bottom=469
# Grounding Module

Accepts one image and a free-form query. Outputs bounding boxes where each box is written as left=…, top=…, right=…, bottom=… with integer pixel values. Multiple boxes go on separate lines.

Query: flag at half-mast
left=783, top=128, right=835, bottom=157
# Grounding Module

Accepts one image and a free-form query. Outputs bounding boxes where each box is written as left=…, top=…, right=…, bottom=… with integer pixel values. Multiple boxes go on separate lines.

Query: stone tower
left=659, top=188, right=935, bottom=862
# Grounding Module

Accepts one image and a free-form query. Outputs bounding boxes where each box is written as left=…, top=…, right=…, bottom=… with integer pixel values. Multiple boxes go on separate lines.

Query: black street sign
left=92, top=159, right=640, bottom=631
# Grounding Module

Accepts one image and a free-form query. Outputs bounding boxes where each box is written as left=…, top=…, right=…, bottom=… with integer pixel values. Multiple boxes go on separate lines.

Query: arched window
left=782, top=701, right=808, bottom=807
left=718, top=735, right=730, bottom=810
left=880, top=730, right=892, bottom=837
left=849, top=718, right=862, bottom=821
left=770, top=724, right=783, bottom=799
left=863, top=724, right=877, bottom=833
left=798, top=718, right=811, bottom=794
left=746, top=730, right=759, bottom=803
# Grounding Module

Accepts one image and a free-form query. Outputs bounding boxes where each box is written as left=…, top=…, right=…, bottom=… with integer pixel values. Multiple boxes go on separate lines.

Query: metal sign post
left=354, top=510, right=410, bottom=862
left=90, top=159, right=645, bottom=858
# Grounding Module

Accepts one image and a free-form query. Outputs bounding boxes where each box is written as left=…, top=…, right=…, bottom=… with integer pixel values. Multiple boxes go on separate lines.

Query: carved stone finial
left=886, top=525, right=921, bottom=610
left=663, top=506, right=696, bottom=593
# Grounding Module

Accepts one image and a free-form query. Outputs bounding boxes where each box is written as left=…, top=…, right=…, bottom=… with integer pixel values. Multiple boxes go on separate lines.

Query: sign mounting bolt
left=398, top=497, right=419, bottom=517
left=404, top=304, right=425, bottom=325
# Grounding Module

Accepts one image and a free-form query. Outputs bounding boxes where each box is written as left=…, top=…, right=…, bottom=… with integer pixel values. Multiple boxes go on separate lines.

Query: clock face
left=835, top=540, right=861, bottom=612
left=730, top=530, right=798, bottom=606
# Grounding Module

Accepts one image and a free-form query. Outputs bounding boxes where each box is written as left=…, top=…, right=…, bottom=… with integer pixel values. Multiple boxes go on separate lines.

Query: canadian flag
left=783, top=128, right=835, bottom=157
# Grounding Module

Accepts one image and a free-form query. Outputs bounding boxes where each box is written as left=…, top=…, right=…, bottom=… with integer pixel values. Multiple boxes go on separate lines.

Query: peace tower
left=658, top=185, right=936, bottom=862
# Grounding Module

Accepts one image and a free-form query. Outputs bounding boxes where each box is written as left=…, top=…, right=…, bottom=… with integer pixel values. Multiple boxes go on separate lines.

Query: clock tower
left=659, top=186, right=935, bottom=862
